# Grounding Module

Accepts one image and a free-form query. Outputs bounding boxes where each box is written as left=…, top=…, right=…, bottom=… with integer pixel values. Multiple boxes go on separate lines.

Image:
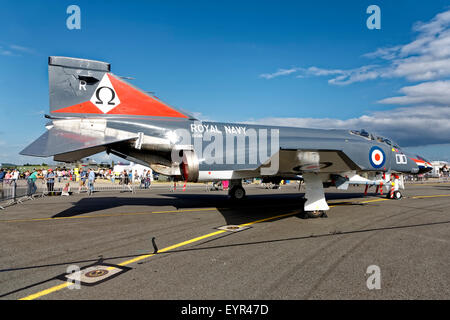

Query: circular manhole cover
left=85, top=269, right=109, bottom=278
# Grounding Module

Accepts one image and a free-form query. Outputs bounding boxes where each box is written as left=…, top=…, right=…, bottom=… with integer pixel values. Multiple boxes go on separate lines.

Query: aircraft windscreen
left=376, top=135, right=401, bottom=149
left=350, top=129, right=374, bottom=140
left=350, top=130, right=401, bottom=149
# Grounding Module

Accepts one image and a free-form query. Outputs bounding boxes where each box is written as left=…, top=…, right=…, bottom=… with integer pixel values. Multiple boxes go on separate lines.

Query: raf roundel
left=369, top=146, right=386, bottom=169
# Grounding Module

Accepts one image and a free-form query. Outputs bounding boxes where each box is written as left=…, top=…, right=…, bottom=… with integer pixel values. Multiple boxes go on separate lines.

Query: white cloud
left=306, top=67, right=345, bottom=76
left=362, top=46, right=402, bottom=60
left=259, top=63, right=386, bottom=86
left=388, top=56, right=450, bottom=81
left=259, top=65, right=383, bottom=85
left=9, top=44, right=34, bottom=54
left=364, top=10, right=450, bottom=82
left=0, top=47, right=15, bottom=56
left=327, top=66, right=380, bottom=85
left=259, top=68, right=300, bottom=79
left=249, top=106, right=450, bottom=147
left=260, top=9, right=450, bottom=85
left=413, top=9, right=450, bottom=36
left=379, top=80, right=450, bottom=105
left=0, top=44, right=35, bottom=57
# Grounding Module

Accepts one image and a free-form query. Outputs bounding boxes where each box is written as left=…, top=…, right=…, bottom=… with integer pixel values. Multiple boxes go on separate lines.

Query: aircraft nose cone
left=418, top=163, right=433, bottom=173
left=410, top=154, right=433, bottom=174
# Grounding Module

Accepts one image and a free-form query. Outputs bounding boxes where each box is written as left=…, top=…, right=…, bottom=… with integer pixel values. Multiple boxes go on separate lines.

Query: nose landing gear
left=388, top=190, right=403, bottom=200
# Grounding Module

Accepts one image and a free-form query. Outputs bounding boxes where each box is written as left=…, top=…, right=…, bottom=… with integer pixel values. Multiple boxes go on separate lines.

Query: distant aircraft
left=21, top=57, right=432, bottom=218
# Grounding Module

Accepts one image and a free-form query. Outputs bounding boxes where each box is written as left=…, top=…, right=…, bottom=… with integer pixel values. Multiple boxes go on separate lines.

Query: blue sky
left=1, top=0, right=450, bottom=164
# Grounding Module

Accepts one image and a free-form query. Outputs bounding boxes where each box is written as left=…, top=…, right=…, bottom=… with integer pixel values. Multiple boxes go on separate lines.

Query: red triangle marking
left=107, top=74, right=188, bottom=118
left=53, top=101, right=102, bottom=114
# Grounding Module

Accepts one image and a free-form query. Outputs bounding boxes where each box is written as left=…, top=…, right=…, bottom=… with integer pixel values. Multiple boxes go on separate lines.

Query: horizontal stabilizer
left=20, top=128, right=137, bottom=162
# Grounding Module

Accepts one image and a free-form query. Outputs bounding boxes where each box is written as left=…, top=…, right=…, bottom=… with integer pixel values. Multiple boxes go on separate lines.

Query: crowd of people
left=0, top=166, right=155, bottom=198
left=118, top=169, right=153, bottom=192
left=0, top=169, right=20, bottom=184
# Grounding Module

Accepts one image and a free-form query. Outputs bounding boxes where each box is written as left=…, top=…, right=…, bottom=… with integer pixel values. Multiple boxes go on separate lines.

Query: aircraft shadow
left=51, top=191, right=374, bottom=223
left=433, top=186, right=450, bottom=191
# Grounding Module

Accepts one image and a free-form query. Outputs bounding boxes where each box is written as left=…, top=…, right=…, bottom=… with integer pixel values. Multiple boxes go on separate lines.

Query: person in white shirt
left=12, top=169, right=19, bottom=181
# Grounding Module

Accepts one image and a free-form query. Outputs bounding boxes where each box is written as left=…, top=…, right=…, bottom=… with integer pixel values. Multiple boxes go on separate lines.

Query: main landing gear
left=228, top=179, right=246, bottom=200
left=302, top=173, right=329, bottom=218
left=226, top=176, right=331, bottom=219
left=304, top=210, right=328, bottom=219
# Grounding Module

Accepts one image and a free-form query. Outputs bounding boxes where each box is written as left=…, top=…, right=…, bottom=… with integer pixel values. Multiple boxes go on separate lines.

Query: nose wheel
left=388, top=190, right=402, bottom=199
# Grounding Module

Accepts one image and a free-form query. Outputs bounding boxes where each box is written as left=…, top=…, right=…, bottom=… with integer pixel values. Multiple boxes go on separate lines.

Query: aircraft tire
left=387, top=191, right=402, bottom=199
left=305, top=210, right=324, bottom=218
left=229, top=186, right=246, bottom=200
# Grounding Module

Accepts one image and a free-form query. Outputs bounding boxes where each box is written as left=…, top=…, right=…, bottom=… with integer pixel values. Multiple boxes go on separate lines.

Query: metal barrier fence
left=0, top=178, right=216, bottom=209
left=0, top=179, right=26, bottom=206
left=404, top=175, right=450, bottom=183
left=1, top=174, right=449, bottom=209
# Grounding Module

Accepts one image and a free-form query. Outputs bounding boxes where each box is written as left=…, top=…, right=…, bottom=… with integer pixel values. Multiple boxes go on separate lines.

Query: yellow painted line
left=240, top=211, right=300, bottom=227
left=115, top=230, right=228, bottom=267
left=412, top=194, right=450, bottom=199
left=19, top=282, right=70, bottom=300
left=359, top=198, right=390, bottom=204
left=408, top=183, right=450, bottom=186
left=156, top=230, right=228, bottom=253
left=0, top=208, right=217, bottom=223
left=151, top=208, right=214, bottom=214
left=18, top=209, right=302, bottom=300
left=115, top=254, right=155, bottom=267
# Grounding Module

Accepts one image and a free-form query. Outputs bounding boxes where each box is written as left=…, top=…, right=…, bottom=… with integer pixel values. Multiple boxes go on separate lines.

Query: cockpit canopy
left=350, top=129, right=401, bottom=150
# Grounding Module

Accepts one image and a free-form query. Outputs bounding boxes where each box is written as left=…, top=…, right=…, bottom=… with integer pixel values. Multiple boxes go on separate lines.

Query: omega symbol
left=95, top=86, right=116, bottom=105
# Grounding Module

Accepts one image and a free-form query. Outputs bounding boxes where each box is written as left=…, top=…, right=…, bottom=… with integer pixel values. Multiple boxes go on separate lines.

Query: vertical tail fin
left=49, top=56, right=190, bottom=118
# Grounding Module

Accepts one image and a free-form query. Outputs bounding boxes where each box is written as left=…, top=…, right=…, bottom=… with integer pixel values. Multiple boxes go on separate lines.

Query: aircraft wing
left=20, top=127, right=138, bottom=162
left=258, top=149, right=361, bottom=175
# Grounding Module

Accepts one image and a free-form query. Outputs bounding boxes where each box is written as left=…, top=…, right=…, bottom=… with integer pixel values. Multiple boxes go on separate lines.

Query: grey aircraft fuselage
left=37, top=115, right=424, bottom=181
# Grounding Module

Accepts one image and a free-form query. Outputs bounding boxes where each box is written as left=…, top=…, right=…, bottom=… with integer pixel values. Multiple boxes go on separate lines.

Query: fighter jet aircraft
left=20, top=57, right=432, bottom=217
